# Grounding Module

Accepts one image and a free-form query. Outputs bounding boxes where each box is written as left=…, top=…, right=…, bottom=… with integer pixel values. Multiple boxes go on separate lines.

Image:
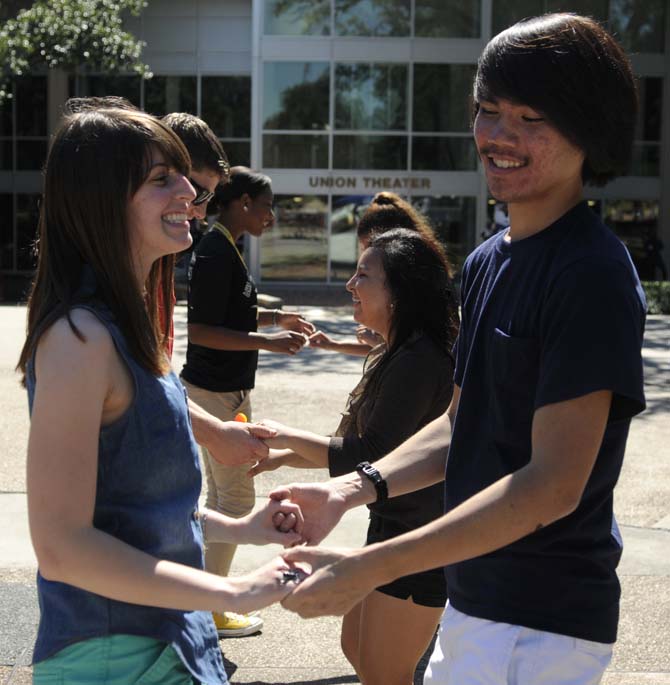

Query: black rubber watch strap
left=355, top=461, right=389, bottom=503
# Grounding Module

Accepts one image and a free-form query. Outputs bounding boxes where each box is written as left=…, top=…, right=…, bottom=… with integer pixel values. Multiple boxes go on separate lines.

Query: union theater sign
left=309, top=176, right=432, bottom=191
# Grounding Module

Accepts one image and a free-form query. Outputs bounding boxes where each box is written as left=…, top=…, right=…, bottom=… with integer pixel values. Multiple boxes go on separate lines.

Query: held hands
left=204, top=420, right=277, bottom=466
left=224, top=555, right=310, bottom=615
left=277, top=311, right=316, bottom=337
left=263, top=330, right=308, bottom=355
left=247, top=450, right=292, bottom=478
left=250, top=418, right=295, bottom=450
left=356, top=325, right=382, bottom=348
left=308, top=330, right=336, bottom=350
left=279, top=547, right=376, bottom=618
left=238, top=498, right=304, bottom=547
left=269, top=482, right=348, bottom=546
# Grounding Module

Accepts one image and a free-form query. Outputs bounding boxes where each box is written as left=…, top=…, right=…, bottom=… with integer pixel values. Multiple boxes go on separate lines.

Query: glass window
left=413, top=64, right=476, bottom=133
left=202, top=76, right=251, bottom=139
left=0, top=92, right=12, bottom=137
left=16, top=193, right=40, bottom=271
left=0, top=140, right=13, bottom=171
left=492, top=0, right=607, bottom=36
left=264, top=0, right=330, bottom=36
left=263, top=134, right=329, bottom=168
left=412, top=195, right=476, bottom=275
left=637, top=77, right=663, bottom=142
left=145, top=76, right=197, bottom=118
left=412, top=136, right=477, bottom=171
left=610, top=0, right=665, bottom=53
left=415, top=0, right=480, bottom=38
left=0, top=194, right=13, bottom=270
left=263, top=62, right=330, bottom=130
left=333, top=134, right=408, bottom=169
left=628, top=143, right=660, bottom=176
left=330, top=194, right=373, bottom=281
left=627, top=77, right=662, bottom=176
left=335, top=64, right=408, bottom=131
left=222, top=141, right=251, bottom=167
left=16, top=76, right=47, bottom=137
left=485, top=198, right=510, bottom=239
left=71, top=74, right=142, bottom=108
left=335, top=0, right=410, bottom=36
left=16, top=141, right=48, bottom=171
left=603, top=200, right=664, bottom=279
left=260, top=194, right=329, bottom=281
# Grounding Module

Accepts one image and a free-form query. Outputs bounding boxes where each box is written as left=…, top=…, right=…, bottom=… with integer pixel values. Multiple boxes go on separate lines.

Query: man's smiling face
left=474, top=97, right=585, bottom=208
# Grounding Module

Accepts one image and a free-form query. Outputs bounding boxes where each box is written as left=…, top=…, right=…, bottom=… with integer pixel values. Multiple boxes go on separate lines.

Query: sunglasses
left=190, top=178, right=216, bottom=207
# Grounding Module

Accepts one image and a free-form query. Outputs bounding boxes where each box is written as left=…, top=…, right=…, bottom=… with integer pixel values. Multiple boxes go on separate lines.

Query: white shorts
left=424, top=603, right=613, bottom=685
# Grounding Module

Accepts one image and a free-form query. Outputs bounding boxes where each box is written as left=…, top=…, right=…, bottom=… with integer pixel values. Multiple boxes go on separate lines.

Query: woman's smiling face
left=127, top=148, right=196, bottom=280
left=345, top=247, right=393, bottom=339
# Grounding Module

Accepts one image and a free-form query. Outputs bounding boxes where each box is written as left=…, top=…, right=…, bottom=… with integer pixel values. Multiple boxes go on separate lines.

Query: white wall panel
left=144, top=0, right=197, bottom=17
left=142, top=17, right=197, bottom=52
left=199, top=17, right=252, bottom=51
left=199, top=0, right=251, bottom=18
left=199, top=52, right=252, bottom=74
left=140, top=53, right=198, bottom=73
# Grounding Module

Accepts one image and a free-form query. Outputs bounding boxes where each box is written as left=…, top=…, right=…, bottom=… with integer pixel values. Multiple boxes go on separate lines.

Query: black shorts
left=365, top=513, right=447, bottom=608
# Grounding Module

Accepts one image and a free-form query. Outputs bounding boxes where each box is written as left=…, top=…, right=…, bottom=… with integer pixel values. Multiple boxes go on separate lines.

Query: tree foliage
left=0, top=0, right=151, bottom=101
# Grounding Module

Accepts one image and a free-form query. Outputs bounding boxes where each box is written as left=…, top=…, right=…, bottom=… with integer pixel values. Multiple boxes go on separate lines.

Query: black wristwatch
left=355, top=461, right=388, bottom=504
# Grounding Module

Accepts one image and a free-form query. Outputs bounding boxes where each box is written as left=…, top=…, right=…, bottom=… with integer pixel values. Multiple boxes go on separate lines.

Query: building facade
left=1, top=0, right=668, bottom=297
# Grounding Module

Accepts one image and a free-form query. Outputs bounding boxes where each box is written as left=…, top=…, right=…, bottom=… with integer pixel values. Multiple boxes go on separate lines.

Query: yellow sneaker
left=212, top=611, right=263, bottom=638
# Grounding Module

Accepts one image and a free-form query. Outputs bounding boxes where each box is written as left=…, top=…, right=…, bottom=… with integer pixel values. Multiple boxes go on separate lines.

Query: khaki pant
left=182, top=379, right=255, bottom=578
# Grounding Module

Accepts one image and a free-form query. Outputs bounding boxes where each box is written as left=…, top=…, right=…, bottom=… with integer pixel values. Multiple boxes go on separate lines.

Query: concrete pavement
left=0, top=304, right=668, bottom=684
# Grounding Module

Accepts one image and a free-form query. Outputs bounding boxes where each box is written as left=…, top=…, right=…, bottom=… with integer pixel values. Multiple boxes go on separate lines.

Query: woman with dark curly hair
left=309, top=191, right=451, bottom=356
left=251, top=228, right=459, bottom=684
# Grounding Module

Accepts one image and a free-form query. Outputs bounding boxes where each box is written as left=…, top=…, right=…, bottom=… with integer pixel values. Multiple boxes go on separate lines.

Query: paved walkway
left=0, top=305, right=668, bottom=684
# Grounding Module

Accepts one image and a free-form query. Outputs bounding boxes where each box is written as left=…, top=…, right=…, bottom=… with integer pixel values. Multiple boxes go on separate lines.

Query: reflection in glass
left=16, top=140, right=48, bottom=171
left=264, top=0, right=330, bottom=35
left=145, top=76, right=197, bottom=117
left=264, top=62, right=330, bottom=130
left=415, top=0, right=480, bottom=37
left=628, top=143, right=660, bottom=176
left=603, top=199, right=664, bottom=280
left=333, top=135, right=407, bottom=170
left=0, top=94, right=12, bottom=137
left=71, top=74, right=142, bottom=108
left=16, top=193, right=40, bottom=271
left=412, top=195, right=475, bottom=275
left=637, top=77, right=663, bottom=142
left=413, top=64, right=476, bottom=133
left=202, top=76, right=251, bottom=139
left=0, top=193, right=13, bottom=270
left=263, top=134, right=328, bottom=168
left=222, top=141, right=251, bottom=167
left=260, top=194, right=328, bottom=281
left=335, top=0, right=410, bottom=36
left=611, top=0, right=665, bottom=52
left=335, top=64, right=407, bottom=131
left=16, top=76, right=47, bottom=136
left=412, top=136, right=477, bottom=171
left=330, top=195, right=373, bottom=280
left=0, top=140, right=12, bottom=171
left=491, top=0, right=607, bottom=36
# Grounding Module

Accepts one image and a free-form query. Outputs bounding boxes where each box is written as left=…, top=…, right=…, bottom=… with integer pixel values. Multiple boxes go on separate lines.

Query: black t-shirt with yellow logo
left=181, top=227, right=258, bottom=392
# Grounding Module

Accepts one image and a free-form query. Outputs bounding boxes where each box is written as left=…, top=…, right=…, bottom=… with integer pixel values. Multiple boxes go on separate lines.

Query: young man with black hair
left=274, top=14, right=646, bottom=684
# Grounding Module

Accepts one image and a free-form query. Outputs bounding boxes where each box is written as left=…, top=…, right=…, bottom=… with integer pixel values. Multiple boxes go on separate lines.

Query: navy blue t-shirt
left=447, top=202, right=646, bottom=643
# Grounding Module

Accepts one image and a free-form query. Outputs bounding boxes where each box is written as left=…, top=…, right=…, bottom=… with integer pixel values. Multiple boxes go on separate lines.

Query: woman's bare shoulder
left=36, top=308, right=115, bottom=369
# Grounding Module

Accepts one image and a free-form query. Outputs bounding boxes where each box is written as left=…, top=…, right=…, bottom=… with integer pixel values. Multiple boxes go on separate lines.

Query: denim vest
left=27, top=300, right=227, bottom=684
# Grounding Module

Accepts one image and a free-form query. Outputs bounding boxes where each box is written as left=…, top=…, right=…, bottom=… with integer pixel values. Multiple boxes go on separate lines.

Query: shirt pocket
left=489, top=328, right=539, bottom=457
